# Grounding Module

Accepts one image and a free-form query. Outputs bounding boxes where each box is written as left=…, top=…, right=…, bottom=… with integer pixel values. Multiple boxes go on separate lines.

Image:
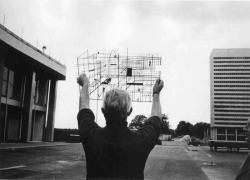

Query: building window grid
left=214, top=77, right=250, bottom=79
left=214, top=69, right=250, bottom=71
left=214, top=65, right=250, bottom=68
left=214, top=100, right=250, bottom=103
left=215, top=118, right=247, bottom=121
left=214, top=81, right=250, bottom=83
left=212, top=55, right=250, bottom=142
left=215, top=109, right=250, bottom=113
left=214, top=93, right=250, bottom=96
left=214, top=73, right=250, bottom=75
left=214, top=85, right=250, bottom=87
left=214, top=113, right=250, bottom=117
left=213, top=57, right=250, bottom=59
left=214, top=89, right=250, bottom=92
left=214, top=61, right=250, bottom=63
left=216, top=127, right=246, bottom=141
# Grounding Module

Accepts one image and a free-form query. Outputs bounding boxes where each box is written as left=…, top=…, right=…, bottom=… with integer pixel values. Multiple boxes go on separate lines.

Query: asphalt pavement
left=0, top=141, right=248, bottom=179
left=145, top=142, right=208, bottom=180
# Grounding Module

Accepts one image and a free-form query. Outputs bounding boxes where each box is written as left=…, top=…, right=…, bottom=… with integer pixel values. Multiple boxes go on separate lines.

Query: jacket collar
left=105, top=117, right=128, bottom=130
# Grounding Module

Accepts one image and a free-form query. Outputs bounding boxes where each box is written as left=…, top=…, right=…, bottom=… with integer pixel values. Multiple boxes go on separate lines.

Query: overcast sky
left=1, top=0, right=250, bottom=129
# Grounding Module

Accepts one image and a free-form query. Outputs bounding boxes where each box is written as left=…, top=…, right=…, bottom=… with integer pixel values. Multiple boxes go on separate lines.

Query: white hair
left=102, top=88, right=132, bottom=118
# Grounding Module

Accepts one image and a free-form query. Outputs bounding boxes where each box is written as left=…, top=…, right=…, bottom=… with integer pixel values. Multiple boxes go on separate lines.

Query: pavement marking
left=57, top=160, right=69, bottom=164
left=205, top=153, right=212, bottom=158
left=0, top=142, right=69, bottom=150
left=0, top=165, right=26, bottom=171
left=202, top=152, right=216, bottom=166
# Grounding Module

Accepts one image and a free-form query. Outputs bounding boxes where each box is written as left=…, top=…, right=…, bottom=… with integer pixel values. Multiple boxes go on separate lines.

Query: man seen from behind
left=77, top=73, right=164, bottom=179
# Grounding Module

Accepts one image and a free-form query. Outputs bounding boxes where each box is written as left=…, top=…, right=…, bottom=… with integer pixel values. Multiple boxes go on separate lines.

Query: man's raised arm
left=151, top=79, right=164, bottom=117
left=78, top=73, right=90, bottom=110
left=77, top=74, right=99, bottom=142
left=138, top=79, right=164, bottom=149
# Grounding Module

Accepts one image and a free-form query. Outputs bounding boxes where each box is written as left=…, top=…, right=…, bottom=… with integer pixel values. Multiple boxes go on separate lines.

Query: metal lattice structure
left=77, top=50, right=161, bottom=102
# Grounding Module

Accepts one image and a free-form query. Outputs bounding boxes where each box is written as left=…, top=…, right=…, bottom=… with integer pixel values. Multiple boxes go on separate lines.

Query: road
left=0, top=142, right=248, bottom=179
left=145, top=142, right=208, bottom=180
left=187, top=144, right=249, bottom=180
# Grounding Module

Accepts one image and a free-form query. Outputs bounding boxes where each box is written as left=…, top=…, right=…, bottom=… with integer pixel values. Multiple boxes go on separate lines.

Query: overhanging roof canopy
left=0, top=24, right=66, bottom=80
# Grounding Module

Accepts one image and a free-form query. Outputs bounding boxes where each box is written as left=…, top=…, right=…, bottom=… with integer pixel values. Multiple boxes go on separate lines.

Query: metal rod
left=118, top=53, right=119, bottom=88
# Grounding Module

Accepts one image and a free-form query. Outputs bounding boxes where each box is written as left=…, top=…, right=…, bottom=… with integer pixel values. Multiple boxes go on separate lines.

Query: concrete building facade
left=210, top=49, right=250, bottom=147
left=0, top=24, right=66, bottom=143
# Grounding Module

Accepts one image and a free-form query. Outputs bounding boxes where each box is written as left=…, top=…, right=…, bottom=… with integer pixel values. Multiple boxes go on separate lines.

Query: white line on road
left=0, top=165, right=26, bottom=171
left=205, top=153, right=212, bottom=158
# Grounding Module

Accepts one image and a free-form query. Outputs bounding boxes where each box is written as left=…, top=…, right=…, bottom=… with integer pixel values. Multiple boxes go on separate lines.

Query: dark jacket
left=236, top=153, right=250, bottom=180
left=77, top=108, right=162, bottom=180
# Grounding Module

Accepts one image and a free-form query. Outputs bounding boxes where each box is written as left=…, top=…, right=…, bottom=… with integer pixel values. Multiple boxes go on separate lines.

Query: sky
left=1, top=0, right=250, bottom=129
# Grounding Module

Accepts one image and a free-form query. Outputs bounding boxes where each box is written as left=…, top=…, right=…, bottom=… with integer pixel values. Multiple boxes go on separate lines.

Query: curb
left=0, top=142, right=71, bottom=151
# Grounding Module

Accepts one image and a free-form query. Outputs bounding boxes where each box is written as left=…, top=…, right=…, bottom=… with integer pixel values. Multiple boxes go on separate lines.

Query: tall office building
left=0, top=24, right=66, bottom=142
left=210, top=49, right=250, bottom=148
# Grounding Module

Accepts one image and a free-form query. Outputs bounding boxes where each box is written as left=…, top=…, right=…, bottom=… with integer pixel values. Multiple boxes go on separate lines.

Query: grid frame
left=77, top=50, right=162, bottom=102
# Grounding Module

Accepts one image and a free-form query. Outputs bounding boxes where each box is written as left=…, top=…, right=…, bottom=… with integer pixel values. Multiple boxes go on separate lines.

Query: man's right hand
left=151, top=79, right=164, bottom=120
left=77, top=73, right=90, bottom=110
left=77, top=73, right=89, bottom=87
left=153, top=79, right=164, bottom=95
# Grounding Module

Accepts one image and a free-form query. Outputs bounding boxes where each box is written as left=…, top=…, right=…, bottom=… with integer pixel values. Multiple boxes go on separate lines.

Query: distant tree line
left=128, top=114, right=173, bottom=135
left=175, top=121, right=210, bottom=139
left=128, top=115, right=210, bottom=139
left=128, top=114, right=172, bottom=134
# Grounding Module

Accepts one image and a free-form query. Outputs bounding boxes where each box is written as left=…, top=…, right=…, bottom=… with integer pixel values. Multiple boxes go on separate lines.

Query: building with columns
left=0, top=24, right=66, bottom=142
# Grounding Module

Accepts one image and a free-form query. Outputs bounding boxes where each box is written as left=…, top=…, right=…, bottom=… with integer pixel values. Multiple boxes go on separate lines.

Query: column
left=0, top=56, right=5, bottom=142
left=45, top=79, right=57, bottom=142
left=21, top=71, right=36, bottom=142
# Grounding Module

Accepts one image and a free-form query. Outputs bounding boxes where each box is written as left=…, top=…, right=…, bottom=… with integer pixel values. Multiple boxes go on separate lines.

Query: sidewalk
left=0, top=142, right=69, bottom=150
left=144, top=143, right=209, bottom=180
left=162, top=140, right=187, bottom=147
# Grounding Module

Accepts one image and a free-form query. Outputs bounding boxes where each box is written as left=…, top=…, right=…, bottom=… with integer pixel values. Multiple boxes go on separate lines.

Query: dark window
left=215, top=113, right=250, bottom=117
left=214, top=97, right=250, bottom=100
left=214, top=65, right=250, bottom=67
left=35, top=78, right=48, bottom=106
left=215, top=118, right=247, bottom=121
left=215, top=109, right=250, bottom=113
left=217, top=127, right=225, bottom=134
left=214, top=89, right=250, bottom=92
left=214, top=93, right=250, bottom=96
left=217, top=128, right=226, bottom=140
left=217, top=135, right=226, bottom=140
left=11, top=72, right=23, bottom=100
left=214, top=69, right=250, bottom=71
left=214, top=81, right=250, bottom=83
left=8, top=70, right=14, bottom=98
left=214, top=77, right=250, bottom=79
left=214, top=84, right=250, bottom=87
left=214, top=105, right=250, bottom=108
left=214, top=61, right=250, bottom=63
left=213, top=57, right=250, bottom=59
left=1, top=67, right=8, bottom=96
left=1, top=67, right=23, bottom=100
left=214, top=73, right=250, bottom=75
left=237, top=128, right=246, bottom=141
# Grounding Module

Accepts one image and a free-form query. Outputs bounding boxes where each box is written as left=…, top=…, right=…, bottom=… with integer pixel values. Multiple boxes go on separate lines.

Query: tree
left=175, top=121, right=193, bottom=136
left=192, top=122, right=210, bottom=139
left=129, top=115, right=147, bottom=130
left=161, top=114, right=171, bottom=134
left=168, top=129, right=175, bottom=136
